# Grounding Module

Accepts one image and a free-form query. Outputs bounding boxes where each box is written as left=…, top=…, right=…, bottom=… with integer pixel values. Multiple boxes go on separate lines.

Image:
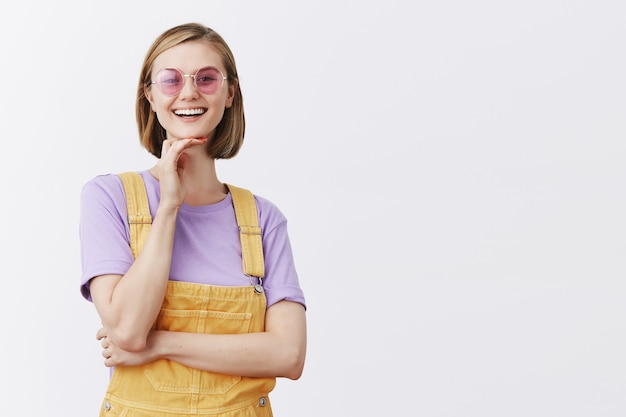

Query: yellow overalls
left=99, top=172, right=274, bottom=416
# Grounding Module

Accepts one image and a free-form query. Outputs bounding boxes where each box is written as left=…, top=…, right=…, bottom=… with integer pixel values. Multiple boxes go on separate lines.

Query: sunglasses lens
left=155, top=68, right=184, bottom=95
left=195, top=67, right=223, bottom=94
left=153, top=67, right=224, bottom=96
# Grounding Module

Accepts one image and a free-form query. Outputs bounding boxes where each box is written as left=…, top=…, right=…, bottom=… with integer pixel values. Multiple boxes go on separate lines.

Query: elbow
left=282, top=346, right=306, bottom=380
left=111, top=328, right=148, bottom=352
left=118, top=337, right=147, bottom=353
left=285, top=366, right=304, bottom=381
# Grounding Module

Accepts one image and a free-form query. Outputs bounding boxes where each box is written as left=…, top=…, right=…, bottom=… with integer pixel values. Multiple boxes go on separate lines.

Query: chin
left=173, top=132, right=210, bottom=140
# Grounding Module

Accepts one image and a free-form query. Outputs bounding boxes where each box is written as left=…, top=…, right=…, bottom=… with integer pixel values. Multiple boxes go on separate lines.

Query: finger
left=104, top=356, right=113, bottom=367
left=160, top=139, right=199, bottom=169
left=168, top=137, right=207, bottom=153
left=159, top=138, right=188, bottom=163
left=186, top=137, right=208, bottom=146
left=96, top=328, right=106, bottom=340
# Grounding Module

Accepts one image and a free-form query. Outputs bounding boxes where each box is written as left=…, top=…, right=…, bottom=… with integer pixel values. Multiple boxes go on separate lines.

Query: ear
left=225, top=80, right=237, bottom=109
left=144, top=85, right=155, bottom=110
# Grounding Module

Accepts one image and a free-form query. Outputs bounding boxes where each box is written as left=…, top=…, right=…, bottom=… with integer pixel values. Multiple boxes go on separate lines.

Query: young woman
left=79, top=23, right=307, bottom=416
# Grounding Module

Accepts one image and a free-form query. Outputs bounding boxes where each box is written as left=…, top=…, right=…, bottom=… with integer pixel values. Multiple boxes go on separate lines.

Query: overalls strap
left=118, top=171, right=152, bottom=259
left=225, top=184, right=265, bottom=278
left=117, top=172, right=265, bottom=278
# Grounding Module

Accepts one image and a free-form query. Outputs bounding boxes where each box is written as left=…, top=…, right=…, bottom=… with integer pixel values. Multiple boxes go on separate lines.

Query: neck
left=184, top=160, right=228, bottom=205
left=150, top=158, right=228, bottom=206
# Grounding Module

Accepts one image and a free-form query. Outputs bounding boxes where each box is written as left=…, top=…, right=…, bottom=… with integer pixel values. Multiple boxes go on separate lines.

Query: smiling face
left=144, top=40, right=235, bottom=142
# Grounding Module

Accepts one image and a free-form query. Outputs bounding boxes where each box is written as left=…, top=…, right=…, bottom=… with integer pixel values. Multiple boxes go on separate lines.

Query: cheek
left=218, top=93, right=234, bottom=110
left=152, top=104, right=176, bottom=130
left=152, top=98, right=174, bottom=117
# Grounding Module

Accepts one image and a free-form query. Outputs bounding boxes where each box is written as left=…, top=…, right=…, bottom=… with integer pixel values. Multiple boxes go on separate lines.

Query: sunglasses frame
left=150, top=66, right=228, bottom=96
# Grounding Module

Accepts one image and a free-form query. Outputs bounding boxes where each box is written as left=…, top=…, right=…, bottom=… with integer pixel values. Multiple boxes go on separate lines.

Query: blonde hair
left=136, top=23, right=245, bottom=159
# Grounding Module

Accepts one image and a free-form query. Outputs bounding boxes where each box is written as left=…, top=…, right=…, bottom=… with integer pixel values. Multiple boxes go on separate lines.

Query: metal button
left=254, top=284, right=264, bottom=294
left=259, top=396, right=267, bottom=407
left=104, top=401, right=111, bottom=411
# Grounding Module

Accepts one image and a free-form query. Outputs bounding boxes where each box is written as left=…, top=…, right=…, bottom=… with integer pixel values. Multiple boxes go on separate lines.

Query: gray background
left=1, top=1, right=625, bottom=415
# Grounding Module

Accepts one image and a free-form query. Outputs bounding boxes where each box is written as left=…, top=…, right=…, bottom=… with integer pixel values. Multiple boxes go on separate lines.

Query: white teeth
left=174, top=108, right=205, bottom=116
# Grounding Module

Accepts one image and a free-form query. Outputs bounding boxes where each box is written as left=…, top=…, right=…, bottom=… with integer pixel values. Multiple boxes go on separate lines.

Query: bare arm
left=98, top=300, right=307, bottom=380
left=89, top=203, right=178, bottom=351
left=90, top=138, right=206, bottom=352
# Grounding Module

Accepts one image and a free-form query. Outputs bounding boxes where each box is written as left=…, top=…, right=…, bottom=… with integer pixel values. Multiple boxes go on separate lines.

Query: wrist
left=155, top=202, right=180, bottom=219
left=147, top=330, right=168, bottom=361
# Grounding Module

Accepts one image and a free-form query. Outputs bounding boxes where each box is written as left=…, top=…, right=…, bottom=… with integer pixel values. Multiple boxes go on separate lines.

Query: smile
left=174, top=108, right=206, bottom=117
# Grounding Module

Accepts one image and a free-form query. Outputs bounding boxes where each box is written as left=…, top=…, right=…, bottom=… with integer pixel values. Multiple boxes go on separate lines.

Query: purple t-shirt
left=79, top=170, right=305, bottom=309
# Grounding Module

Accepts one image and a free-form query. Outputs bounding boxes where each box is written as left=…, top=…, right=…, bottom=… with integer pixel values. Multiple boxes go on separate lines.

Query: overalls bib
left=99, top=172, right=275, bottom=417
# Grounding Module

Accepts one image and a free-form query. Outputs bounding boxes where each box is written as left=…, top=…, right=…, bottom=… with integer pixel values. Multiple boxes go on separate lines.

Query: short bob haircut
left=136, top=23, right=244, bottom=159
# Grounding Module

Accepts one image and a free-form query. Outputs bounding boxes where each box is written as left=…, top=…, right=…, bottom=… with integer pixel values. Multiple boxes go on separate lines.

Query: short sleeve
left=256, top=196, right=306, bottom=310
left=79, top=174, right=134, bottom=301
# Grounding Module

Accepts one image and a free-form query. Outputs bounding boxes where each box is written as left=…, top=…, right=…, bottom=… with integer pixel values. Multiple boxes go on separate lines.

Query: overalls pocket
left=143, top=307, right=253, bottom=394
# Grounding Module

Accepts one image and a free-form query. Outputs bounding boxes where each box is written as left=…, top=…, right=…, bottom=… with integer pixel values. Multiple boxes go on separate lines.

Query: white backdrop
left=1, top=1, right=625, bottom=416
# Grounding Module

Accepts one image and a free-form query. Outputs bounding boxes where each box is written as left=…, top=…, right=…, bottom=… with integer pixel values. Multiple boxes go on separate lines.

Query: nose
left=179, top=74, right=199, bottom=98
